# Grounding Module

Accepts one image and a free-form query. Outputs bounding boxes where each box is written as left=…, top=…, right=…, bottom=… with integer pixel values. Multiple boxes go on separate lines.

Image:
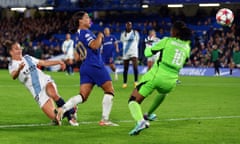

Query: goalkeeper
left=128, top=21, right=192, bottom=135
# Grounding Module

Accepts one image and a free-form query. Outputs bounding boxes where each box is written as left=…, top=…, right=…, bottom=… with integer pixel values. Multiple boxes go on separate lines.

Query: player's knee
left=80, top=93, right=88, bottom=102
left=51, top=94, right=60, bottom=101
left=128, top=96, right=136, bottom=103
left=104, top=92, right=114, bottom=96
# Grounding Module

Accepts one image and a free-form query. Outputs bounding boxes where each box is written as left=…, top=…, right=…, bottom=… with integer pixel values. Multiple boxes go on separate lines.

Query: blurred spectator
left=229, top=44, right=240, bottom=75
left=0, top=9, right=239, bottom=72
left=211, top=44, right=221, bottom=76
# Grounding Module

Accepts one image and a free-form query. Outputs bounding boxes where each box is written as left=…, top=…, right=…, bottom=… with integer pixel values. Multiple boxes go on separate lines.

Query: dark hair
left=172, top=21, right=192, bottom=41
left=68, top=11, right=86, bottom=33
left=3, top=40, right=17, bottom=54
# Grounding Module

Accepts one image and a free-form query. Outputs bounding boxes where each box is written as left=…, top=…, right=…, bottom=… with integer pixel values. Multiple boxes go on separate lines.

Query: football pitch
left=0, top=69, right=239, bottom=144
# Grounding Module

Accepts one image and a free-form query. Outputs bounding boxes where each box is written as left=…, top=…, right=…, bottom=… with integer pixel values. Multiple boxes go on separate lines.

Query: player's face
left=80, top=13, right=91, bottom=29
left=149, top=30, right=156, bottom=37
left=10, top=43, right=23, bottom=59
left=126, top=22, right=132, bottom=31
left=104, top=28, right=110, bottom=36
left=66, top=34, right=71, bottom=40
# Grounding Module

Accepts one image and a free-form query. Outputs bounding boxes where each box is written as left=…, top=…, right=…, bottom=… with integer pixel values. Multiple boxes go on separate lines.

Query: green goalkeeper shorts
left=138, top=64, right=179, bottom=97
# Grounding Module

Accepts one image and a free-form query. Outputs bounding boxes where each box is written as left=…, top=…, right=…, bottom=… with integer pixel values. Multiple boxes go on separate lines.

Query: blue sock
left=69, top=65, right=73, bottom=74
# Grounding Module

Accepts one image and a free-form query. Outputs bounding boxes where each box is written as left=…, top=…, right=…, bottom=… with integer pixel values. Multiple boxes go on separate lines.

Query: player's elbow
left=144, top=48, right=153, bottom=57
left=89, top=41, right=101, bottom=50
left=12, top=75, right=17, bottom=80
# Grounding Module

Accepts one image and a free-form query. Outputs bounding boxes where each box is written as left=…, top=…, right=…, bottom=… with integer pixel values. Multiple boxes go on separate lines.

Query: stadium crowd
left=0, top=10, right=240, bottom=70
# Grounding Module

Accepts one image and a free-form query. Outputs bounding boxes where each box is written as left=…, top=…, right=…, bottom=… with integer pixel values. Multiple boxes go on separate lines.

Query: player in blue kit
left=57, top=11, right=118, bottom=126
left=102, top=27, right=119, bottom=80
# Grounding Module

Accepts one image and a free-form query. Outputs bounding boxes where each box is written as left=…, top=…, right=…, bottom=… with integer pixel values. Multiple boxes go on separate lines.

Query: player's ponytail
left=3, top=40, right=16, bottom=54
left=172, top=21, right=192, bottom=41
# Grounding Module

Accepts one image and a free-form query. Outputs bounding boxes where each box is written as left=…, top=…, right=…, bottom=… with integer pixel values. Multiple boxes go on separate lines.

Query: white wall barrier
left=47, top=57, right=240, bottom=77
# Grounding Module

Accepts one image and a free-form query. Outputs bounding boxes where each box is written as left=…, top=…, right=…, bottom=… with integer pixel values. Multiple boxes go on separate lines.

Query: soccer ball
left=216, top=8, right=234, bottom=26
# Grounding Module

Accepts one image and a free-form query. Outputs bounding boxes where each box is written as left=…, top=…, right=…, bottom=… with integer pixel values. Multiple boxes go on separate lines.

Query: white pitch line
left=0, top=123, right=52, bottom=128
left=0, top=115, right=240, bottom=128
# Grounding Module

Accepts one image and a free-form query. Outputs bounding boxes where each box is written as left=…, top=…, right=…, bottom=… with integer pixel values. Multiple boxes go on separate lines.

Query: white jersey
left=145, top=36, right=161, bottom=62
left=8, top=55, right=53, bottom=105
left=120, top=30, right=140, bottom=60
left=145, top=36, right=160, bottom=47
left=62, top=39, right=74, bottom=59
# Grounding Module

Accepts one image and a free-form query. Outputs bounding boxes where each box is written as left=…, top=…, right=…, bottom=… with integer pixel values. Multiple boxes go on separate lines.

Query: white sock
left=62, top=94, right=83, bottom=113
left=102, top=94, right=113, bottom=121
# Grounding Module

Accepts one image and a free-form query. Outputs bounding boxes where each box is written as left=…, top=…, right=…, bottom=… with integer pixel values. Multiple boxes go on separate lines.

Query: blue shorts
left=102, top=55, right=114, bottom=65
left=80, top=64, right=112, bottom=86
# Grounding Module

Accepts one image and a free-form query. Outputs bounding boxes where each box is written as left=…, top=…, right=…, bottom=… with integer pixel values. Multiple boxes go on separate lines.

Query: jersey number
left=172, top=49, right=184, bottom=66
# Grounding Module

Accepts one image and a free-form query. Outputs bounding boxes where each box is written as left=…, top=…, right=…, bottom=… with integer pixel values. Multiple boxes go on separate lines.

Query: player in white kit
left=120, top=21, right=140, bottom=88
left=5, top=40, right=78, bottom=126
left=62, top=33, right=75, bottom=75
left=144, top=29, right=160, bottom=70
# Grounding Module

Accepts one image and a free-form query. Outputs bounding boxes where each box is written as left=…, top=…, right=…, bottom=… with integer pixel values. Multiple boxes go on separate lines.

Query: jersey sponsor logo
left=22, top=64, right=37, bottom=75
left=103, top=41, right=113, bottom=46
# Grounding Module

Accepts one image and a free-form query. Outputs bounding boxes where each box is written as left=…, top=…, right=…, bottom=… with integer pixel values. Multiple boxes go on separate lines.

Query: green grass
left=0, top=69, right=240, bottom=144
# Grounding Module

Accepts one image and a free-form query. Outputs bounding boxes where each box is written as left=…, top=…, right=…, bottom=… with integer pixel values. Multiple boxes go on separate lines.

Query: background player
left=6, top=40, right=78, bottom=126
left=127, top=21, right=192, bottom=135
left=144, top=29, right=160, bottom=70
left=62, top=33, right=75, bottom=75
left=57, top=11, right=118, bottom=126
left=101, top=27, right=119, bottom=80
left=120, top=21, right=140, bottom=88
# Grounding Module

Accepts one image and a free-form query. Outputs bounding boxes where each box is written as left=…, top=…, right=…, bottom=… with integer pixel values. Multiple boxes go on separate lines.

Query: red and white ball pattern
left=216, top=8, right=234, bottom=26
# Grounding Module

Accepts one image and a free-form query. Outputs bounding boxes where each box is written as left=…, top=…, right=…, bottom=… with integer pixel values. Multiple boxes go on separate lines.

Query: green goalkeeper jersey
left=138, top=37, right=190, bottom=96
left=145, top=37, right=190, bottom=72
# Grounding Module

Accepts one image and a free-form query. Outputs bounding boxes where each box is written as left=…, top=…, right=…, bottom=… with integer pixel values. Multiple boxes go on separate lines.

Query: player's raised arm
left=38, top=60, right=66, bottom=71
left=144, top=38, right=166, bottom=57
left=89, top=32, right=104, bottom=50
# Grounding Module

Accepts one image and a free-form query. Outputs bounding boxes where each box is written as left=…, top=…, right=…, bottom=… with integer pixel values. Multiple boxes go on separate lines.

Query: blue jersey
left=77, top=29, right=111, bottom=86
left=77, top=29, right=104, bottom=67
left=102, top=35, right=117, bottom=57
left=102, top=35, right=117, bottom=64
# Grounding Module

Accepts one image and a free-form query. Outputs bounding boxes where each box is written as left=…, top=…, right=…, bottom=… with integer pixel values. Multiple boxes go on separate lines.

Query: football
left=216, top=8, right=234, bottom=26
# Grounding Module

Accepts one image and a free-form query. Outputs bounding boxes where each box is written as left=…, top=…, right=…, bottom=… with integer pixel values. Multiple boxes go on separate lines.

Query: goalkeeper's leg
left=144, top=94, right=166, bottom=121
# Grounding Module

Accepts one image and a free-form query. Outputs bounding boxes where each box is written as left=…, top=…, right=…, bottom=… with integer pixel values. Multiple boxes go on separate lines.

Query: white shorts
left=35, top=82, right=57, bottom=108
left=122, top=53, right=138, bottom=60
